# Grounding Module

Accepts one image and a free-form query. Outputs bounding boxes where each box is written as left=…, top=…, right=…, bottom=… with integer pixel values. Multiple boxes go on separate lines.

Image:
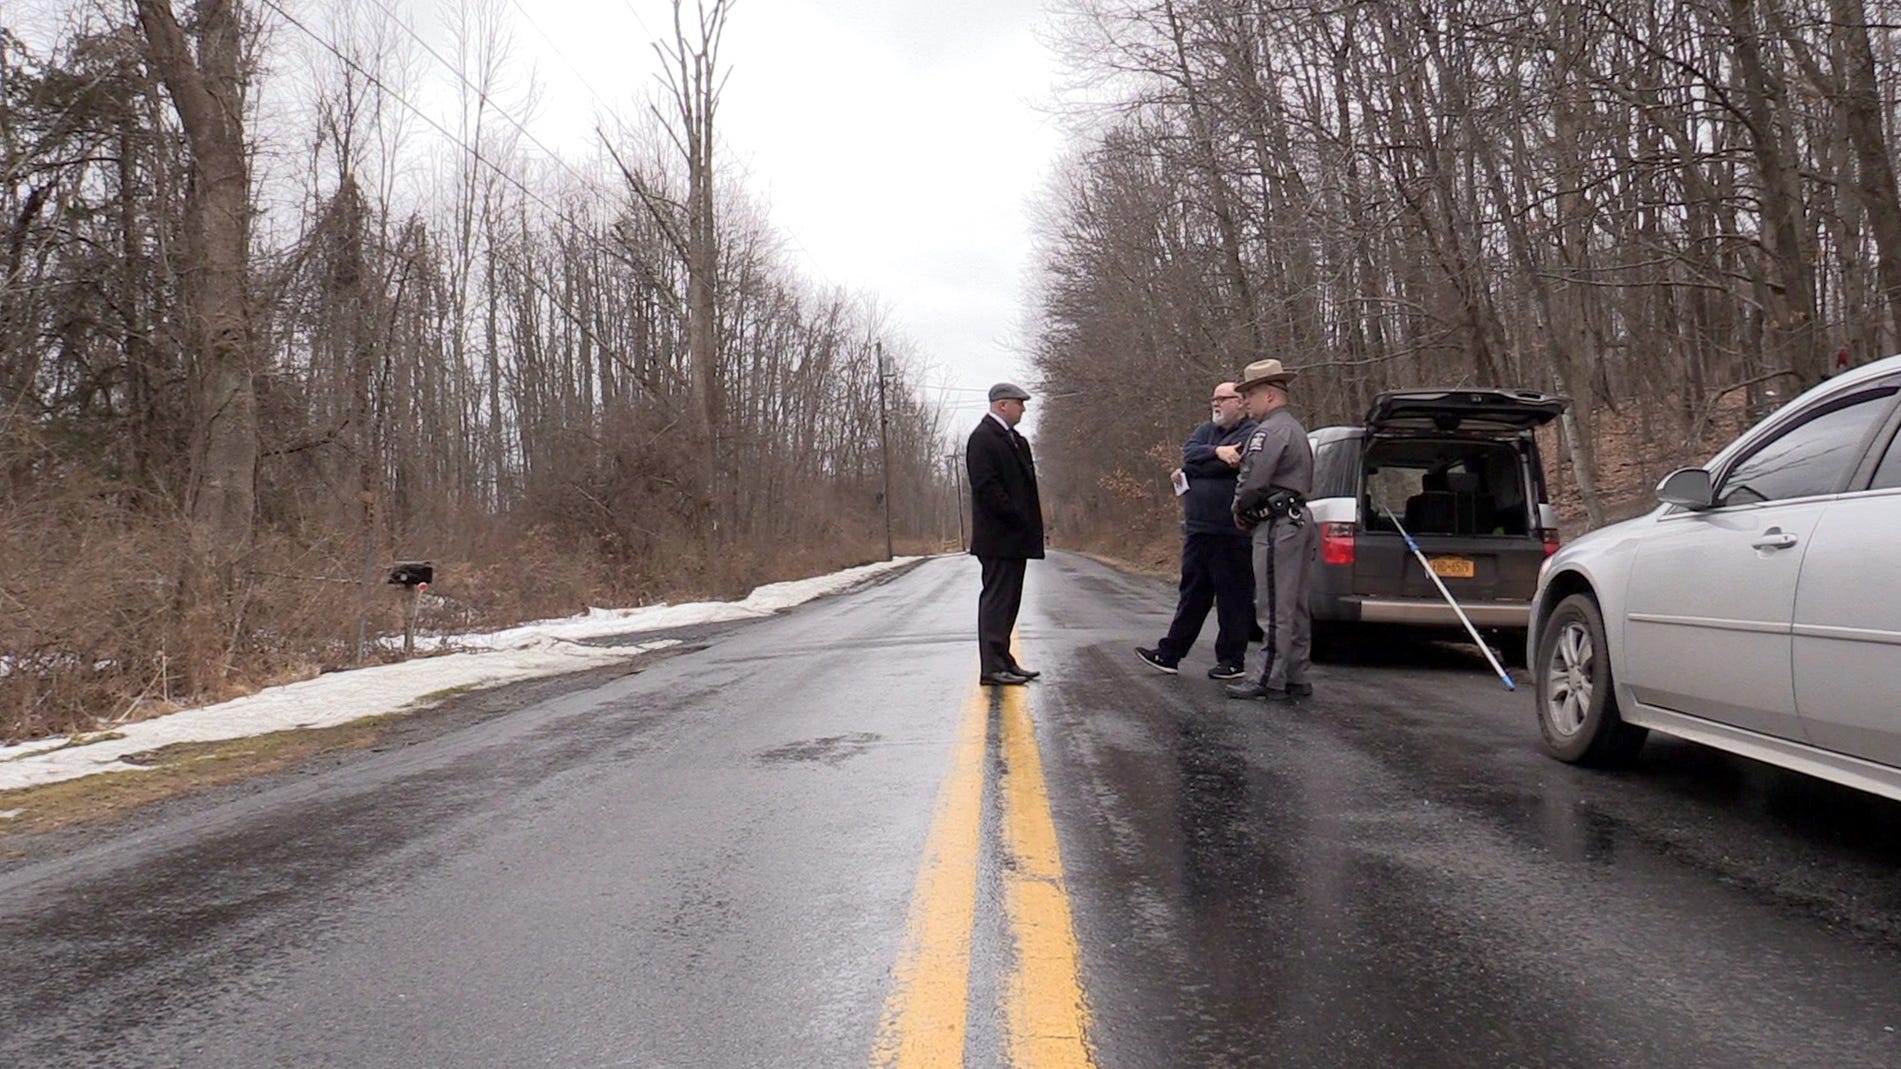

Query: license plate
left=1429, top=556, right=1475, bottom=579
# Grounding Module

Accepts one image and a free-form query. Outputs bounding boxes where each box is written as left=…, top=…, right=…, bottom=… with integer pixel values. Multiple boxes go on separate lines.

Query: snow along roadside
left=0, top=556, right=925, bottom=793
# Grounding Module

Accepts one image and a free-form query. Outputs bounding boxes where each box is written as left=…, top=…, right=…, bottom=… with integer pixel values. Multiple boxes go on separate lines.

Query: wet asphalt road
left=5, top=551, right=1901, bottom=1067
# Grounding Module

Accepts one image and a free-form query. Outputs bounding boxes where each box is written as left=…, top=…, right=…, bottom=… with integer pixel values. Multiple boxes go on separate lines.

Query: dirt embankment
left=1540, top=395, right=1756, bottom=534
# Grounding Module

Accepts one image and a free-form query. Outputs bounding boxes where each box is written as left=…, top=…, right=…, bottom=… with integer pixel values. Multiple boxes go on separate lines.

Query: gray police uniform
left=1232, top=407, right=1316, bottom=692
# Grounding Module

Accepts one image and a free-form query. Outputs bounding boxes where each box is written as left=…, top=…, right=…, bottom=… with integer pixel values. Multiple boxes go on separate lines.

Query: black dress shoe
left=1009, top=666, right=1041, bottom=680
left=980, top=670, right=1030, bottom=686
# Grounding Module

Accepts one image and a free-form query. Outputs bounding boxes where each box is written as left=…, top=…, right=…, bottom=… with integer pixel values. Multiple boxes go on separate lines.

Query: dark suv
left=1304, top=389, right=1571, bottom=648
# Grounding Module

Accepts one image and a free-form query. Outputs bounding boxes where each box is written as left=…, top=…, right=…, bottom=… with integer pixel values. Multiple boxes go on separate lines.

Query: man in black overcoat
left=966, top=382, right=1045, bottom=686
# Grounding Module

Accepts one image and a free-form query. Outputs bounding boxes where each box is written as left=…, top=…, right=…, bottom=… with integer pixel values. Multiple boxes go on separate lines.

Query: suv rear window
left=1312, top=438, right=1360, bottom=500
left=1360, top=439, right=1531, bottom=536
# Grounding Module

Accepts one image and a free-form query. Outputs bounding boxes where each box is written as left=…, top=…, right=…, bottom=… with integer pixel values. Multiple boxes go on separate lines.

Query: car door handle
left=1751, top=530, right=1799, bottom=551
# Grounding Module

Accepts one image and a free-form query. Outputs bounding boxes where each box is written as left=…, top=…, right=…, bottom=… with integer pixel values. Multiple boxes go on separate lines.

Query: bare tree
left=133, top=0, right=260, bottom=691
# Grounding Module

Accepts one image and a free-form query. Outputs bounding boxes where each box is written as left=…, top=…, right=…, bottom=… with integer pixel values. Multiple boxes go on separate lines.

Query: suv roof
left=1366, top=388, right=1570, bottom=434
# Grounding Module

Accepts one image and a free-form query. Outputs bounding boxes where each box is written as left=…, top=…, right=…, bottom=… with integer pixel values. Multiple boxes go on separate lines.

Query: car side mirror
left=1656, top=467, right=1716, bottom=510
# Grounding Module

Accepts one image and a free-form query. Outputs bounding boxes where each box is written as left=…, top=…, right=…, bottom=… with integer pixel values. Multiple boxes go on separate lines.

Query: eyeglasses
left=1211, top=395, right=1241, bottom=403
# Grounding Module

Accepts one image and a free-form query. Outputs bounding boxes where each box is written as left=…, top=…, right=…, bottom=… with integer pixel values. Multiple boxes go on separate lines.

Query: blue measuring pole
left=1383, top=508, right=1516, bottom=691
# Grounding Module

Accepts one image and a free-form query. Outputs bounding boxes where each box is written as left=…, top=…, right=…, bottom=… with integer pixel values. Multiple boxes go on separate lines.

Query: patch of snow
left=0, top=556, right=921, bottom=793
left=413, top=556, right=920, bottom=652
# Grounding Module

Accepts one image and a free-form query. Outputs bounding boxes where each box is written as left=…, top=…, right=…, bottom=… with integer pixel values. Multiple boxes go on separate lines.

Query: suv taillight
left=1539, top=527, right=1561, bottom=558
left=1322, top=522, right=1356, bottom=565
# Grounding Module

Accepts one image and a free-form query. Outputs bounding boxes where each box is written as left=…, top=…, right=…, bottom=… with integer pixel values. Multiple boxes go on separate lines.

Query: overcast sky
left=524, top=0, right=1070, bottom=424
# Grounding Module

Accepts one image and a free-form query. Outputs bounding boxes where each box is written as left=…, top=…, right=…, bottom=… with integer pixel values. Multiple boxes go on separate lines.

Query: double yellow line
left=871, top=683, right=1096, bottom=1068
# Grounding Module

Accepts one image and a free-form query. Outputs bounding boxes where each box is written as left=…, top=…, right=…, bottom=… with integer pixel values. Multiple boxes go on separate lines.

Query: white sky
left=509, top=0, right=1069, bottom=424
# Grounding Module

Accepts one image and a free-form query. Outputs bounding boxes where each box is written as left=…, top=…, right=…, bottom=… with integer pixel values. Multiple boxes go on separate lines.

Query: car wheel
left=1534, top=593, right=1646, bottom=765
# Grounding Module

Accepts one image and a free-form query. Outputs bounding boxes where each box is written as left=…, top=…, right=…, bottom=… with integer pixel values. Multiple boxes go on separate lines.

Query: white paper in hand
left=1171, top=469, right=1189, bottom=496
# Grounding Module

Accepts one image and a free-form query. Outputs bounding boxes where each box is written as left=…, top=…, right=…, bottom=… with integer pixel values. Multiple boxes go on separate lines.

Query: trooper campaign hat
left=988, top=382, right=1033, bottom=402
left=1235, top=359, right=1298, bottom=392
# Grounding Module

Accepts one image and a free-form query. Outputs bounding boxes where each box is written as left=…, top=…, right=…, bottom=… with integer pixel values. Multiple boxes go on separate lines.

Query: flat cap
left=988, top=382, right=1033, bottom=402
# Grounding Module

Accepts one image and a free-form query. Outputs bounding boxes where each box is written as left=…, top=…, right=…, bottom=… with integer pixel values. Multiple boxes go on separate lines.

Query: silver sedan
left=1529, top=354, right=1901, bottom=799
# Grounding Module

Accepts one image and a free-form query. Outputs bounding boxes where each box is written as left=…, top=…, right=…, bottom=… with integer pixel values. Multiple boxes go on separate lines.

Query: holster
left=1241, top=489, right=1307, bottom=528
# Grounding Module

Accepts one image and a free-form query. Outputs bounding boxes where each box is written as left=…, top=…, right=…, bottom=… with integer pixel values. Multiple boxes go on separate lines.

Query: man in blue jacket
left=1136, top=382, right=1258, bottom=679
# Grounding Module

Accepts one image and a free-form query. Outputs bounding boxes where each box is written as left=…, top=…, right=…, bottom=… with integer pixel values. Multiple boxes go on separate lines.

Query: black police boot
left=1225, top=680, right=1291, bottom=701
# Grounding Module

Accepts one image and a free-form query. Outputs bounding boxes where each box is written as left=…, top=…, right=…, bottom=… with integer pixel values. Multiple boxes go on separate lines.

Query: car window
left=1311, top=439, right=1358, bottom=500
left=1718, top=387, right=1898, bottom=506
left=1870, top=429, right=1901, bottom=490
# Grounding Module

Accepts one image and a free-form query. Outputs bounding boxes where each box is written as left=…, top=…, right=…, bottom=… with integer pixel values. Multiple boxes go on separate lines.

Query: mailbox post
left=388, top=561, right=433, bottom=659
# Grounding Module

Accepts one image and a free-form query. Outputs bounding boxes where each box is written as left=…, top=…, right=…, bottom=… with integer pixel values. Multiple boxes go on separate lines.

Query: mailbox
left=388, top=561, right=433, bottom=589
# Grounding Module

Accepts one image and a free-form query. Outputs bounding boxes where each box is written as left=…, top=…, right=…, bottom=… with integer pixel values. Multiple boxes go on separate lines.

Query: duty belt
left=1243, top=489, right=1307, bottom=528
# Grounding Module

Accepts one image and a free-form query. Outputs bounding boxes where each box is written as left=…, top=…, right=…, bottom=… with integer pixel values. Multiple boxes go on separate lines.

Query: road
left=4, top=552, right=1901, bottom=1068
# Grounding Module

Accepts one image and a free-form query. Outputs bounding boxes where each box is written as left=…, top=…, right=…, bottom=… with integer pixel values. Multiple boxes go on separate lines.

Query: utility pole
left=948, top=451, right=965, bottom=551
left=876, top=341, right=894, bottom=560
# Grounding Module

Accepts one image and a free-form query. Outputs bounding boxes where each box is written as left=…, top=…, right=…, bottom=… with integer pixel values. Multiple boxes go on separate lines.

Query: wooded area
left=1, top=0, right=950, bottom=740
left=1031, top=0, right=1901, bottom=547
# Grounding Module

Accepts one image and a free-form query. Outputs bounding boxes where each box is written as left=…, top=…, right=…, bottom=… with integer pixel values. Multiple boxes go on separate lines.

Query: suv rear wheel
left=1534, top=593, right=1646, bottom=765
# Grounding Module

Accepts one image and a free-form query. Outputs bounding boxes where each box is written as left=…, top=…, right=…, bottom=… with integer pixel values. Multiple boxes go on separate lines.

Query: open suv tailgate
left=1367, top=389, right=1570, bottom=434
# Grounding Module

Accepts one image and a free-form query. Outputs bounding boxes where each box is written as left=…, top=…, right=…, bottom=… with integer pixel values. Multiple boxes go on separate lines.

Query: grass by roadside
left=1067, top=526, right=1183, bottom=582
left=1076, top=549, right=1175, bottom=580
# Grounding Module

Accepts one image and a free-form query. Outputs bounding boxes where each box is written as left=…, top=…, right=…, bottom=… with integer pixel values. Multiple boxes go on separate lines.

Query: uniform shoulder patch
left=1248, top=431, right=1268, bottom=451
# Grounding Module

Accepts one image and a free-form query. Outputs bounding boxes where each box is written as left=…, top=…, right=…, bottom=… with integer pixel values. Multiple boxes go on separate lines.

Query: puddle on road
left=753, top=733, right=884, bottom=767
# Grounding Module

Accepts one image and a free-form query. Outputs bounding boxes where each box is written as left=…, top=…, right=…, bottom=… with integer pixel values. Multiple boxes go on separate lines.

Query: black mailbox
left=388, top=561, right=433, bottom=588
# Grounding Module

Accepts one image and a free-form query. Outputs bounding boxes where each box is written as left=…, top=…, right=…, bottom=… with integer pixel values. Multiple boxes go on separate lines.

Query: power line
left=261, top=0, right=595, bottom=243
left=501, top=0, right=623, bottom=119
left=350, top=0, right=609, bottom=200
left=620, top=0, right=661, bottom=48
left=256, top=0, right=668, bottom=385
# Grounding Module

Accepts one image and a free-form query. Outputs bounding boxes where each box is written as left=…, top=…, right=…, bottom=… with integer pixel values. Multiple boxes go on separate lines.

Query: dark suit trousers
left=1156, top=532, right=1256, bottom=665
left=977, top=556, right=1028, bottom=674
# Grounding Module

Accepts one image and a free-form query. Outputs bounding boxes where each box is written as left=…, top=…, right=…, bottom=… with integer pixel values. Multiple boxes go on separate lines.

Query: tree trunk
left=1726, top=0, right=1825, bottom=390
left=134, top=0, right=258, bottom=688
left=1828, top=0, right=1901, bottom=354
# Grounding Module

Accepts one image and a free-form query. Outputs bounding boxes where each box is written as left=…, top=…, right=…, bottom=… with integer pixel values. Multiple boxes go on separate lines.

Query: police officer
left=1224, top=359, right=1317, bottom=702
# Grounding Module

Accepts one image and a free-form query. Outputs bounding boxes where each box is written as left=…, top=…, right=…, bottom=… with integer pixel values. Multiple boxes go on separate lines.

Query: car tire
left=1534, top=593, right=1646, bottom=765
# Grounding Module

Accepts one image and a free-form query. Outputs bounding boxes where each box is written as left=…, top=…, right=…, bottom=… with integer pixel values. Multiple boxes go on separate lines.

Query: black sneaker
left=1208, top=662, right=1245, bottom=680
left=1134, top=648, right=1179, bottom=675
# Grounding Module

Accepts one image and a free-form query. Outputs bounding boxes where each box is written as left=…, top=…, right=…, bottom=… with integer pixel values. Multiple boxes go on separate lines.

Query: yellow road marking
left=998, top=685, right=1097, bottom=1068
left=872, top=689, right=989, bottom=1068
